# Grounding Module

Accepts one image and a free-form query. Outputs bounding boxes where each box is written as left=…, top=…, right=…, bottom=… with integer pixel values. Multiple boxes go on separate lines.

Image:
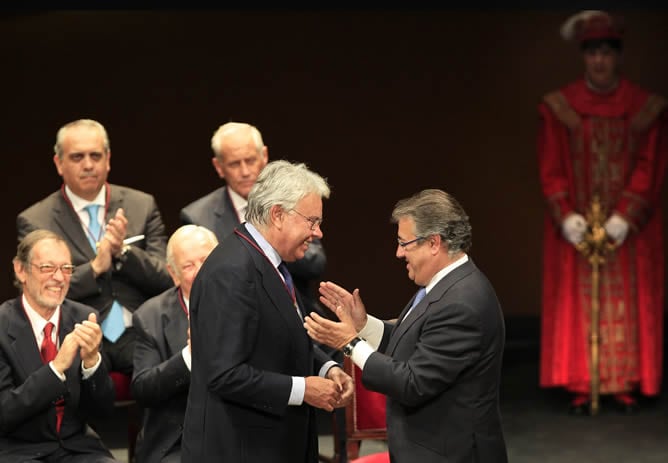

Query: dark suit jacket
left=180, top=186, right=327, bottom=313
left=0, top=297, right=116, bottom=461
left=17, top=184, right=173, bottom=320
left=181, top=226, right=333, bottom=462
left=362, top=259, right=508, bottom=463
left=131, top=287, right=190, bottom=463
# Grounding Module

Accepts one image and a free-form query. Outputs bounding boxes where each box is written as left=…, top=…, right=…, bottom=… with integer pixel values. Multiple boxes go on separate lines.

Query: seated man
left=179, top=121, right=327, bottom=315
left=131, top=225, right=218, bottom=463
left=0, top=229, right=120, bottom=462
left=17, top=118, right=173, bottom=376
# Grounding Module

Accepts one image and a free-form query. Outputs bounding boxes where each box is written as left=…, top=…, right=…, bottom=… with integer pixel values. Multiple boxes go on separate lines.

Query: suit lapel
left=7, top=299, right=43, bottom=378
left=106, top=184, right=123, bottom=223
left=215, top=187, right=240, bottom=240
left=387, top=260, right=475, bottom=354
left=52, top=193, right=96, bottom=258
left=164, top=290, right=189, bottom=355
left=235, top=228, right=308, bottom=335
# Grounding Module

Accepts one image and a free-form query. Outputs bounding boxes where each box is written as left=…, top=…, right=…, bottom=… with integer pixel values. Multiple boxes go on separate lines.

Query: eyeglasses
left=30, top=263, right=76, bottom=275
left=397, top=237, right=425, bottom=249
left=292, top=209, right=323, bottom=231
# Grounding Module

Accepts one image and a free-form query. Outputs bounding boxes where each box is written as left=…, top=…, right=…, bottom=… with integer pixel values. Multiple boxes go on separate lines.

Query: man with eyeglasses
left=16, top=118, right=173, bottom=377
left=304, top=189, right=508, bottom=463
left=0, top=229, right=121, bottom=462
left=181, top=160, right=353, bottom=463
left=179, top=121, right=327, bottom=317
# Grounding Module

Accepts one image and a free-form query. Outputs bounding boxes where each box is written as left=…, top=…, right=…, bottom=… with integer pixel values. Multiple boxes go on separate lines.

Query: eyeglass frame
left=29, top=262, right=76, bottom=276
left=291, top=209, right=323, bottom=231
left=397, top=236, right=426, bottom=249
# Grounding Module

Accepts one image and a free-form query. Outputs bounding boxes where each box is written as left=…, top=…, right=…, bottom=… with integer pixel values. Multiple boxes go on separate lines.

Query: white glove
left=561, top=213, right=587, bottom=245
left=604, top=213, right=630, bottom=244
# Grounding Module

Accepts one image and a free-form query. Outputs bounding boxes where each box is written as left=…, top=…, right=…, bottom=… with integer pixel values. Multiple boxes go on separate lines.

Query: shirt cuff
left=48, top=361, right=66, bottom=382
left=289, top=376, right=305, bottom=405
left=182, top=345, right=192, bottom=371
left=351, top=340, right=375, bottom=370
left=319, top=360, right=339, bottom=378
left=358, top=315, right=384, bottom=350
left=81, top=352, right=102, bottom=379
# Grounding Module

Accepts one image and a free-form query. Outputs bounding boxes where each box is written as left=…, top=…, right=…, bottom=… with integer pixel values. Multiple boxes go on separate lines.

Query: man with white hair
left=131, top=225, right=219, bottom=463
left=181, top=160, right=353, bottom=462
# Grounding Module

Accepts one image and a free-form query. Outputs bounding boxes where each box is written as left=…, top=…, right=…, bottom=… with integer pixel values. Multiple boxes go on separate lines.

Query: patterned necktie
left=278, top=262, right=296, bottom=304
left=402, top=287, right=427, bottom=321
left=278, top=262, right=302, bottom=318
left=84, top=204, right=125, bottom=342
left=41, top=322, right=64, bottom=433
left=84, top=204, right=101, bottom=250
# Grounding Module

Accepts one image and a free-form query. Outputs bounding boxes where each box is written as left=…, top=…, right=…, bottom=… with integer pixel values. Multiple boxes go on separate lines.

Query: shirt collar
left=425, top=254, right=469, bottom=293
left=65, top=184, right=106, bottom=212
left=244, top=222, right=281, bottom=270
left=227, top=188, right=247, bottom=220
left=22, top=294, right=60, bottom=341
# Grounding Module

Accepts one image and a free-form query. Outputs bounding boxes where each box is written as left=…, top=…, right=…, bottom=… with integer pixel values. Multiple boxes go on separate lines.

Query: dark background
left=1, top=8, right=667, bottom=326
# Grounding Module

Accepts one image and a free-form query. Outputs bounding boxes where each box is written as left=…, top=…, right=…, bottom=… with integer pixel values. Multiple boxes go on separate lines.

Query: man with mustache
left=17, top=119, right=172, bottom=376
left=0, top=229, right=120, bottom=462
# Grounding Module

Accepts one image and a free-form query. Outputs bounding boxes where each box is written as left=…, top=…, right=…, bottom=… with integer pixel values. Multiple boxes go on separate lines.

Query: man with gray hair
left=0, top=229, right=120, bottom=461
left=17, top=118, right=172, bottom=376
left=182, top=160, right=353, bottom=462
left=305, top=189, right=508, bottom=463
left=132, top=225, right=218, bottom=463
left=180, top=121, right=327, bottom=317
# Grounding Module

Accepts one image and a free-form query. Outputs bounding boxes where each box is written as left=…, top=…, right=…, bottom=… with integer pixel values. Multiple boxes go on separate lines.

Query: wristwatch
left=342, top=337, right=364, bottom=357
left=113, top=244, right=131, bottom=271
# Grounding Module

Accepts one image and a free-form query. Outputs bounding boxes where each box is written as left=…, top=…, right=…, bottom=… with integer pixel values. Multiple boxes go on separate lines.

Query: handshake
left=561, top=213, right=629, bottom=245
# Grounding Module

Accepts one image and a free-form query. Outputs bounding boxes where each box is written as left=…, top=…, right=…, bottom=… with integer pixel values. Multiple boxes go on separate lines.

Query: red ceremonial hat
left=560, top=10, right=624, bottom=43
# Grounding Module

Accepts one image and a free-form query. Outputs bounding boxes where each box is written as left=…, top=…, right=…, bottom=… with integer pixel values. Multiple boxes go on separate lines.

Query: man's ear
left=212, top=157, right=225, bottom=179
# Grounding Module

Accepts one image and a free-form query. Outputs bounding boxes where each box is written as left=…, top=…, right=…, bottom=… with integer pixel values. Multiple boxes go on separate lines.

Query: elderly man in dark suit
left=0, top=229, right=119, bottom=462
left=181, top=160, right=354, bottom=462
left=305, top=189, right=508, bottom=463
left=179, top=121, right=327, bottom=316
left=17, top=118, right=172, bottom=375
left=131, top=225, right=218, bottom=463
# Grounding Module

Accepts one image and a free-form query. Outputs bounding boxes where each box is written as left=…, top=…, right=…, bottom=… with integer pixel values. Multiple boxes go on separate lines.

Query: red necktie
left=41, top=322, right=64, bottom=433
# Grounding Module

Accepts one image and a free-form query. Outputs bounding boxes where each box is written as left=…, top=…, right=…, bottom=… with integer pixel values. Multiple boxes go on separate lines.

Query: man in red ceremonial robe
left=538, top=10, right=667, bottom=414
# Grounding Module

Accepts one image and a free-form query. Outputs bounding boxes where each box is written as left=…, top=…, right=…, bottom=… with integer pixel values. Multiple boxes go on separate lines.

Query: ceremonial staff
left=573, top=195, right=619, bottom=415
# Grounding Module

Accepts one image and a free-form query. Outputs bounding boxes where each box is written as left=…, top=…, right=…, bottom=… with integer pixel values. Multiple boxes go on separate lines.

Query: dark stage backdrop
left=2, top=9, right=667, bottom=321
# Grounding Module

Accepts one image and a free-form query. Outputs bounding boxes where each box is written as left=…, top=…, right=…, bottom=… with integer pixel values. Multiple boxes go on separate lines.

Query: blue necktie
left=403, top=287, right=426, bottom=321
left=84, top=204, right=101, bottom=250
left=85, top=204, right=125, bottom=342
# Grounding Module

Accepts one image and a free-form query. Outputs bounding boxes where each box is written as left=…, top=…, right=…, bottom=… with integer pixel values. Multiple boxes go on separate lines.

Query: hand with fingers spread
left=318, top=281, right=368, bottom=331
left=304, top=307, right=357, bottom=351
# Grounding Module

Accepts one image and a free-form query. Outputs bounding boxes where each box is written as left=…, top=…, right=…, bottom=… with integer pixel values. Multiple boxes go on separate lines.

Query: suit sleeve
left=538, top=102, right=577, bottom=225
left=362, top=302, right=481, bottom=408
left=131, top=309, right=190, bottom=407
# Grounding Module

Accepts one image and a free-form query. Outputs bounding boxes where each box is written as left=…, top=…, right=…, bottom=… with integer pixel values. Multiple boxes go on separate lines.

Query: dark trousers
left=101, top=327, right=136, bottom=375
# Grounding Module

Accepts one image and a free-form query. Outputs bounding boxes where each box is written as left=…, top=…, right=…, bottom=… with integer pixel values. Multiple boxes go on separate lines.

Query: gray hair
left=54, top=119, right=110, bottom=159
left=166, top=225, right=219, bottom=270
left=13, top=229, right=71, bottom=289
left=246, top=160, right=330, bottom=228
left=391, top=189, right=472, bottom=255
left=210, top=122, right=264, bottom=159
